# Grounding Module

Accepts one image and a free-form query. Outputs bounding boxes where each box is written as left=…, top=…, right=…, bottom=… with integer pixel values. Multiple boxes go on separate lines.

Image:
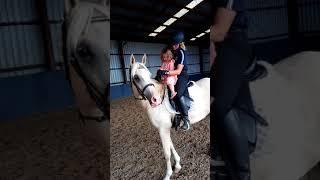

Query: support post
left=118, top=41, right=127, bottom=83
left=37, top=0, right=55, bottom=71
left=199, top=46, right=204, bottom=75
left=287, top=0, right=300, bottom=51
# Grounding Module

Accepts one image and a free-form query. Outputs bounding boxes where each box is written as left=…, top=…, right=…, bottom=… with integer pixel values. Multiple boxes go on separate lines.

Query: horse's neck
left=152, top=79, right=165, bottom=95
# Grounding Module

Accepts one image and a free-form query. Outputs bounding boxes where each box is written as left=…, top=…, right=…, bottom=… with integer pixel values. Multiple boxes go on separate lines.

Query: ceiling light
left=149, top=33, right=158, bottom=37
left=174, top=8, right=189, bottom=18
left=163, top=18, right=177, bottom=26
left=190, top=38, right=196, bottom=41
left=154, top=26, right=166, bottom=33
left=205, top=29, right=210, bottom=33
left=186, top=0, right=204, bottom=9
left=196, top=32, right=206, bottom=38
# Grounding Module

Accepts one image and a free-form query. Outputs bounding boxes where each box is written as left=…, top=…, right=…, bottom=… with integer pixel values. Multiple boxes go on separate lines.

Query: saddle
left=168, top=82, right=194, bottom=110
left=244, top=57, right=268, bottom=82
left=242, top=57, right=269, bottom=152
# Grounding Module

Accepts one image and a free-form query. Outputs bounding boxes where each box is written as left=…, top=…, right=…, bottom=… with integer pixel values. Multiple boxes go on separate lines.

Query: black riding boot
left=211, top=144, right=231, bottom=180
left=216, top=109, right=251, bottom=180
left=176, top=96, right=190, bottom=131
left=211, top=124, right=231, bottom=180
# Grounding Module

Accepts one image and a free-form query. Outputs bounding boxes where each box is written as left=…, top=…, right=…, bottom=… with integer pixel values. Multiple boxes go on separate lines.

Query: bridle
left=129, top=66, right=165, bottom=106
left=63, top=3, right=110, bottom=123
left=69, top=55, right=108, bottom=123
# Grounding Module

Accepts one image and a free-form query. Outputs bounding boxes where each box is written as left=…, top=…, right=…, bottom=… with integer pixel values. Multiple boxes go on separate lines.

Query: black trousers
left=175, top=72, right=189, bottom=98
left=210, top=31, right=253, bottom=177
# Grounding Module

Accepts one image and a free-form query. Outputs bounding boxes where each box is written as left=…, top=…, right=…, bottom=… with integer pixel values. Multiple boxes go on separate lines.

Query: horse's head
left=130, top=54, right=162, bottom=107
left=64, top=0, right=110, bottom=121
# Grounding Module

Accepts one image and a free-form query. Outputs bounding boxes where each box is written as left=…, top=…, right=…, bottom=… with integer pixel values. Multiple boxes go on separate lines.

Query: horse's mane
left=151, top=79, right=166, bottom=99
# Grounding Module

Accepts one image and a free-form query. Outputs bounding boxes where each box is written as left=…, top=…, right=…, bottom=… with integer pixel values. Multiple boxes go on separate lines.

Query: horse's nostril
left=152, top=97, right=156, bottom=102
left=151, top=97, right=158, bottom=103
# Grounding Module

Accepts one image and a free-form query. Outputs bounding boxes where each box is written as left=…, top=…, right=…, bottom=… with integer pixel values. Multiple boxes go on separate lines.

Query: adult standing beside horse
left=210, top=0, right=255, bottom=180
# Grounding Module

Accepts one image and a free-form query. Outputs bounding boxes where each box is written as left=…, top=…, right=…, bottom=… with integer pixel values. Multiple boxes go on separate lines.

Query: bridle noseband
left=132, top=78, right=155, bottom=102
left=129, top=67, right=165, bottom=106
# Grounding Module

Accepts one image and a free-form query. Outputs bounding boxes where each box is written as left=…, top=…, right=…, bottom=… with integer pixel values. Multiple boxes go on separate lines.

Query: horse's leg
left=169, top=139, right=181, bottom=173
left=159, top=128, right=173, bottom=180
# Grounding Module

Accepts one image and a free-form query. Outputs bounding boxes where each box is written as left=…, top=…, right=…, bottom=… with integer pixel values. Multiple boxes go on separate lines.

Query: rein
left=70, top=56, right=108, bottom=123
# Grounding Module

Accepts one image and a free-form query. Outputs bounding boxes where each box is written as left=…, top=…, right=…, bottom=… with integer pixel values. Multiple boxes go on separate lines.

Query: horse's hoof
left=163, top=169, right=173, bottom=180
left=174, top=164, right=181, bottom=173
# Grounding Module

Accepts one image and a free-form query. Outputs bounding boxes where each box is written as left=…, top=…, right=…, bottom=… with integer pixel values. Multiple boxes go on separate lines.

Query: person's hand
left=210, top=25, right=214, bottom=42
left=209, top=26, right=216, bottom=69
left=155, top=70, right=162, bottom=82
left=158, top=70, right=169, bottom=76
left=210, top=40, right=216, bottom=69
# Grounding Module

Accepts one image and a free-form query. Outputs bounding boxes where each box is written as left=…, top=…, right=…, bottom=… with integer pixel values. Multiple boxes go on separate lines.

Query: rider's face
left=172, top=44, right=179, bottom=50
left=162, top=51, right=172, bottom=62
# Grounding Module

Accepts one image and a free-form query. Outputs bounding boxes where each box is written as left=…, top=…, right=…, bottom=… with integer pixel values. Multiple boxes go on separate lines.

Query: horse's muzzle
left=150, top=95, right=161, bottom=108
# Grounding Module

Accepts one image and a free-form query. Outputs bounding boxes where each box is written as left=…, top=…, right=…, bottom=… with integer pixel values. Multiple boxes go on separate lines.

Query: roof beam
left=160, top=0, right=210, bottom=17
left=111, top=1, right=209, bottom=25
left=111, top=1, right=173, bottom=17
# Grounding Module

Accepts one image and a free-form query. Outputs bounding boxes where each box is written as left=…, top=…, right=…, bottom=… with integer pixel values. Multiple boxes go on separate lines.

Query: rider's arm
left=167, top=49, right=185, bottom=76
left=210, top=41, right=216, bottom=68
left=211, top=0, right=243, bottom=42
left=168, top=64, right=183, bottom=76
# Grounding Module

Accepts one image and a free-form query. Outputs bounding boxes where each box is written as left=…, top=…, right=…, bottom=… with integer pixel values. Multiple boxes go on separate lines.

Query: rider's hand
left=158, top=70, right=169, bottom=76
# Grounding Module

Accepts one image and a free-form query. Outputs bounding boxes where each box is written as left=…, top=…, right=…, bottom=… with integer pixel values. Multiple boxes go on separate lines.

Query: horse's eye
left=77, top=45, right=92, bottom=59
left=134, top=75, right=140, bottom=81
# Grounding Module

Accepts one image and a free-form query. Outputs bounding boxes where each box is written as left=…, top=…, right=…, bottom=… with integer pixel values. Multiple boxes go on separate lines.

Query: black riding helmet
left=171, top=31, right=184, bottom=45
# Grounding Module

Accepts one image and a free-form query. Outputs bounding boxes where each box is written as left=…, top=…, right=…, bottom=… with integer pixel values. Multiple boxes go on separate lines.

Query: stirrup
left=181, top=119, right=190, bottom=131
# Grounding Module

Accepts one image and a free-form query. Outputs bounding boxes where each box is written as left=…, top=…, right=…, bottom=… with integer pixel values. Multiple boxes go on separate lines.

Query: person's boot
left=181, top=115, right=190, bottom=131
left=211, top=123, right=231, bottom=180
left=177, top=96, right=190, bottom=131
left=218, top=108, right=251, bottom=180
left=211, top=145, right=230, bottom=180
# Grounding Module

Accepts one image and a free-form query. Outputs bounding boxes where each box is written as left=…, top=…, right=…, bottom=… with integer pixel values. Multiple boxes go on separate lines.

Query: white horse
left=129, top=54, right=210, bottom=180
left=248, top=51, right=320, bottom=180
left=130, top=51, right=320, bottom=180
left=64, top=0, right=110, bottom=171
left=210, top=51, right=320, bottom=180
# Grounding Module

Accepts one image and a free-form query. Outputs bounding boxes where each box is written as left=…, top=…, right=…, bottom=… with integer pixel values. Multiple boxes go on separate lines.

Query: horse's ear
left=130, top=54, right=136, bottom=65
left=141, top=53, right=147, bottom=65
